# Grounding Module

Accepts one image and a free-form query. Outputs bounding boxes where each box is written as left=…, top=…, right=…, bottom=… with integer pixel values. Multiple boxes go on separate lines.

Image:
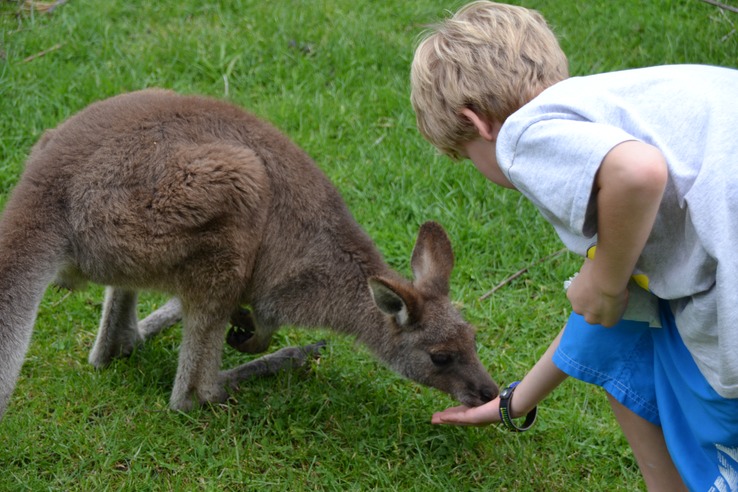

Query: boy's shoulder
left=544, top=64, right=737, bottom=100
left=508, top=64, right=738, bottom=130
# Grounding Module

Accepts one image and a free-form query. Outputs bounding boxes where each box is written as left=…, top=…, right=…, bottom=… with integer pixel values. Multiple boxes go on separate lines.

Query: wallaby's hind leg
left=0, top=259, right=58, bottom=418
left=0, top=198, right=64, bottom=419
left=169, top=306, right=231, bottom=411
left=89, top=287, right=143, bottom=368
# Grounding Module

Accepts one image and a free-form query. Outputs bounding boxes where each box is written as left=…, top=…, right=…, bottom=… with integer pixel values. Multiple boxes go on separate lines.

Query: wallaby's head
left=368, top=221, right=498, bottom=407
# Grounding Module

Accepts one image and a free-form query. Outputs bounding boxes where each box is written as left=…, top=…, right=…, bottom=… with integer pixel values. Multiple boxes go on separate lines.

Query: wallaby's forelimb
left=89, top=295, right=182, bottom=368
left=219, top=340, right=326, bottom=391
left=138, top=297, right=183, bottom=339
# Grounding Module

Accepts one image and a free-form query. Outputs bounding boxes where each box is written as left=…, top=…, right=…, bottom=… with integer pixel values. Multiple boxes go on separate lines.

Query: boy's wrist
left=590, top=263, right=630, bottom=297
left=585, top=249, right=632, bottom=297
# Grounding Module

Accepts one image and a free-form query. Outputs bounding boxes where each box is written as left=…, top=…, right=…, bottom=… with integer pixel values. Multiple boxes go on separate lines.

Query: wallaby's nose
left=480, top=386, right=498, bottom=403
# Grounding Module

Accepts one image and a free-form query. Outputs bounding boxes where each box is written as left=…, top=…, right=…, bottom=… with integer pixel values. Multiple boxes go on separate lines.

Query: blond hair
left=410, top=1, right=569, bottom=159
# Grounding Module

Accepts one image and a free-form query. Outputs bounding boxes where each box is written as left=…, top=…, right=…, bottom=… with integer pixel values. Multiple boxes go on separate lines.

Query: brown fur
left=0, top=89, right=497, bottom=418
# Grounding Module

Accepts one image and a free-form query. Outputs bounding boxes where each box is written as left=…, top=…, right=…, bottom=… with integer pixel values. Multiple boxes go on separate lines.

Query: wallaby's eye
left=430, top=352, right=453, bottom=366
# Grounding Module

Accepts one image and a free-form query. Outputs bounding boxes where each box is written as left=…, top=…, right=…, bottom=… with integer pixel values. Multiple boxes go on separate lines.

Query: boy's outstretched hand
left=431, top=398, right=501, bottom=426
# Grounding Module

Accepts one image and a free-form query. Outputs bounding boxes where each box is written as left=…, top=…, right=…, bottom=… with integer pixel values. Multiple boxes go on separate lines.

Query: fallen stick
left=23, top=43, right=62, bottom=63
left=479, top=248, right=567, bottom=301
left=698, top=0, right=738, bottom=14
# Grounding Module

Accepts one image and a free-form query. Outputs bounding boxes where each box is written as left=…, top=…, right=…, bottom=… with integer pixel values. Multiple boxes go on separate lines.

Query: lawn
left=0, top=0, right=736, bottom=490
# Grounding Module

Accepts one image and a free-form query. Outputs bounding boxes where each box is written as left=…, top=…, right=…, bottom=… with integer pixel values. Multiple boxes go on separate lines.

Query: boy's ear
left=460, top=108, right=501, bottom=142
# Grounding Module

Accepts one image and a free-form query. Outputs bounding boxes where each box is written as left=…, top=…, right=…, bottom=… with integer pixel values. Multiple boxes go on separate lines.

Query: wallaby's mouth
left=458, top=382, right=499, bottom=407
left=461, top=386, right=500, bottom=407
left=479, top=385, right=499, bottom=404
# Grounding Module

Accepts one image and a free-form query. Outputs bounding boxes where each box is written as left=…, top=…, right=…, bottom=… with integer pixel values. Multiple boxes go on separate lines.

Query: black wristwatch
left=498, top=381, right=538, bottom=432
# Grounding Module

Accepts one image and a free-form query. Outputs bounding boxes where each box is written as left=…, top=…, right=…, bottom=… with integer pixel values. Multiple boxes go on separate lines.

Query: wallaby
left=0, top=89, right=498, bottom=419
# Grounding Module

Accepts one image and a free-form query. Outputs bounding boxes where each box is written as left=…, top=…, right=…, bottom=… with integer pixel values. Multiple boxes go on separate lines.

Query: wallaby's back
left=26, top=89, right=382, bottom=299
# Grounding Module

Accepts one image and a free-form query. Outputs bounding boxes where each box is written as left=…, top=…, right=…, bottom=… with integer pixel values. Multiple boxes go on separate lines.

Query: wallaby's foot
left=225, top=307, right=273, bottom=354
left=219, top=340, right=327, bottom=392
left=89, top=330, right=144, bottom=368
left=169, top=354, right=231, bottom=412
left=169, top=382, right=231, bottom=412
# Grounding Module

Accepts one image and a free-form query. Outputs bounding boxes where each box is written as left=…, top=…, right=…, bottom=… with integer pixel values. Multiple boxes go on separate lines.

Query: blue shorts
left=552, top=300, right=738, bottom=490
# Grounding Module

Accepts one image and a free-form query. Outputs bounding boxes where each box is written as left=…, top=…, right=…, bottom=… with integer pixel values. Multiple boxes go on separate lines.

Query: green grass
left=1, top=0, right=736, bottom=490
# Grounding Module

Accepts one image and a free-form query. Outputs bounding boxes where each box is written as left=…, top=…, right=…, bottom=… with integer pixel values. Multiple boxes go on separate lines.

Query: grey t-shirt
left=497, top=64, right=738, bottom=398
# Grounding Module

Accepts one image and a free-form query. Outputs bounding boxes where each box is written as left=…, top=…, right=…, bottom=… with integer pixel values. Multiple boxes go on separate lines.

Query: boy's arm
left=567, top=140, right=667, bottom=327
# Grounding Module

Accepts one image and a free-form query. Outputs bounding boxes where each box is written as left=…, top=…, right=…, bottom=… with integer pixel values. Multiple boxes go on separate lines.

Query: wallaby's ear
left=368, top=277, right=420, bottom=330
left=410, top=221, right=454, bottom=296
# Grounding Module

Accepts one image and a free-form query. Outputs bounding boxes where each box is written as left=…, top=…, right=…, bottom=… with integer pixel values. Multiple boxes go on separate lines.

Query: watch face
left=501, top=388, right=513, bottom=399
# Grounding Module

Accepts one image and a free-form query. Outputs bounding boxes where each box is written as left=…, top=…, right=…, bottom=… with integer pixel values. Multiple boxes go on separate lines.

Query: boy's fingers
left=432, top=405, right=495, bottom=426
left=431, top=399, right=503, bottom=426
left=431, top=406, right=471, bottom=425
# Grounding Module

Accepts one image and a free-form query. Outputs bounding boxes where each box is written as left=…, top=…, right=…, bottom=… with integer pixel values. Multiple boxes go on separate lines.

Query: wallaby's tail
left=0, top=200, right=63, bottom=419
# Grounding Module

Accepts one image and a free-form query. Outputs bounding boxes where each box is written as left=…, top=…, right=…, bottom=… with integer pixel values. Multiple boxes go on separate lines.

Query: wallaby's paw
left=226, top=306, right=267, bottom=353
left=285, top=340, right=327, bottom=361
left=88, top=352, right=112, bottom=369
left=226, top=311, right=273, bottom=354
left=226, top=327, right=269, bottom=353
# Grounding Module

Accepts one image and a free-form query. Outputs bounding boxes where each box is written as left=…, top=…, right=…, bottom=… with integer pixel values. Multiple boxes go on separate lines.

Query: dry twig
left=22, top=42, right=62, bottom=62
left=698, top=0, right=738, bottom=15
left=479, top=248, right=567, bottom=301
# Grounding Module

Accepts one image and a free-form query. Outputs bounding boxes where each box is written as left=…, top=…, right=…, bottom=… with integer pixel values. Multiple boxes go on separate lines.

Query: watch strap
left=498, top=381, right=537, bottom=432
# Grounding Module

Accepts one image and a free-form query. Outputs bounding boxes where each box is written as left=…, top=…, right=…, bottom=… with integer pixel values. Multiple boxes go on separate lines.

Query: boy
left=410, top=1, right=738, bottom=490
